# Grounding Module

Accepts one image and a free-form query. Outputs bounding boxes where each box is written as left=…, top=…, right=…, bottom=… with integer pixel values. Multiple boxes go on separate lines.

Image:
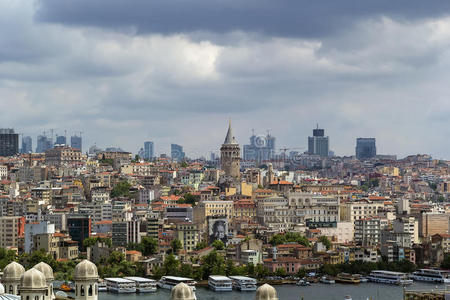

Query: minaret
left=220, top=120, right=240, bottom=179
left=2, top=261, right=25, bottom=295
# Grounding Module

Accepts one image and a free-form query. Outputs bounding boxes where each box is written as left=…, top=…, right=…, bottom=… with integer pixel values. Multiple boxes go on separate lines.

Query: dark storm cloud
left=36, top=0, right=450, bottom=38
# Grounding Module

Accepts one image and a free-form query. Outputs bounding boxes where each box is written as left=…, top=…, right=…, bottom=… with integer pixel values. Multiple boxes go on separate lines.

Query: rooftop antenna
left=316, top=123, right=319, bottom=129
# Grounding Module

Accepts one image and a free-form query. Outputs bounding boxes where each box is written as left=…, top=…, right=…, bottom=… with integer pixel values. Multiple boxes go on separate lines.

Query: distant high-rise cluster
left=36, top=135, right=52, bottom=153
left=243, top=131, right=276, bottom=163
left=0, top=128, right=19, bottom=156
left=55, top=135, right=66, bottom=145
left=21, top=136, right=32, bottom=154
left=308, top=125, right=329, bottom=157
left=71, top=135, right=82, bottom=152
left=171, top=143, right=185, bottom=162
left=356, top=138, right=376, bottom=160
left=144, top=141, right=154, bottom=160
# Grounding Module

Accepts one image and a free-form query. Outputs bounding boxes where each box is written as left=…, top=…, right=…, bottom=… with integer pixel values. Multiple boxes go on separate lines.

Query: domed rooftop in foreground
left=74, top=260, right=99, bottom=281
left=20, top=268, right=47, bottom=290
left=33, top=262, right=54, bottom=282
left=2, top=262, right=25, bottom=282
left=0, top=283, right=20, bottom=300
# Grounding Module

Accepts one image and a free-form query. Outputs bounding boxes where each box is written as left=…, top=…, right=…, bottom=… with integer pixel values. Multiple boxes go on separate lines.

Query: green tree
left=110, top=181, right=132, bottom=198
left=179, top=193, right=198, bottom=205
left=108, top=251, right=125, bottom=264
left=274, top=267, right=287, bottom=277
left=199, top=251, right=226, bottom=279
left=170, top=239, right=182, bottom=254
left=297, top=268, right=307, bottom=278
left=318, top=236, right=332, bottom=250
left=180, top=161, right=188, bottom=168
left=179, top=264, right=194, bottom=278
left=255, top=264, right=270, bottom=279
left=195, top=241, right=208, bottom=250
left=212, top=240, right=225, bottom=250
left=163, top=254, right=180, bottom=276
left=141, top=237, right=158, bottom=255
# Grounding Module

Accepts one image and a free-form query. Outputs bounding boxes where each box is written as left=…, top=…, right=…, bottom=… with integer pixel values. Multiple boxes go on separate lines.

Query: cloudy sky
left=2, top=0, right=450, bottom=159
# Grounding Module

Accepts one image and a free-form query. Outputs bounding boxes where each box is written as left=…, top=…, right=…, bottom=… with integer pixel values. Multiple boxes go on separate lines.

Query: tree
left=442, top=255, right=450, bottom=269
left=163, top=254, right=180, bottom=276
left=269, top=233, right=311, bottom=247
left=179, top=193, right=198, bottom=205
left=171, top=239, right=182, bottom=254
left=212, top=240, right=225, bottom=250
left=110, top=181, right=132, bottom=198
left=255, top=264, right=270, bottom=279
left=180, top=161, right=188, bottom=168
left=141, top=237, right=158, bottom=256
left=274, top=267, right=287, bottom=277
left=179, top=264, right=194, bottom=278
left=108, top=251, right=125, bottom=264
left=297, top=268, right=307, bottom=278
left=318, top=236, right=332, bottom=250
left=195, top=241, right=208, bottom=250
left=199, top=251, right=226, bottom=279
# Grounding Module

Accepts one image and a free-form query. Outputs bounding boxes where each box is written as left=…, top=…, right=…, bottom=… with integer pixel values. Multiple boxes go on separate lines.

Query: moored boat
left=367, top=270, right=413, bottom=285
left=157, top=276, right=197, bottom=291
left=335, top=273, right=360, bottom=284
left=229, top=276, right=257, bottom=291
left=208, top=275, right=232, bottom=292
left=320, top=276, right=335, bottom=284
left=412, top=269, right=450, bottom=283
left=124, top=277, right=157, bottom=292
left=104, top=278, right=136, bottom=293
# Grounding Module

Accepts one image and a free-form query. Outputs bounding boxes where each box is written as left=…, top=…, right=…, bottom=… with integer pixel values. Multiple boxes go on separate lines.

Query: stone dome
left=74, top=260, right=98, bottom=281
left=20, top=269, right=47, bottom=290
left=2, top=262, right=25, bottom=282
left=33, top=262, right=54, bottom=281
left=256, top=284, right=278, bottom=300
left=170, top=283, right=195, bottom=300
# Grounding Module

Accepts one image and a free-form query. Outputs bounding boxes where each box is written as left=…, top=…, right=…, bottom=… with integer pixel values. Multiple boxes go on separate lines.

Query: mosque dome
left=20, top=269, right=47, bottom=290
left=33, top=262, right=54, bottom=281
left=2, top=262, right=25, bottom=282
left=255, top=283, right=279, bottom=300
left=74, top=260, right=98, bottom=281
left=171, top=283, right=195, bottom=300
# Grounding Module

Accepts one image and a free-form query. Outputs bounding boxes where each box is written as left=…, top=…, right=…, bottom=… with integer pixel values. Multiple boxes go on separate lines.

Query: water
left=95, top=282, right=447, bottom=300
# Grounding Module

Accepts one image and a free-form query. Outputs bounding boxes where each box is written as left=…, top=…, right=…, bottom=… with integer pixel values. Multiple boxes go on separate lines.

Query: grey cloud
left=35, top=0, right=450, bottom=38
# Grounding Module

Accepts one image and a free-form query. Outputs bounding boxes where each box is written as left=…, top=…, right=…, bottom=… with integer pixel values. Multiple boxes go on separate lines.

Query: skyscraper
left=220, top=121, right=240, bottom=178
left=144, top=141, right=154, bottom=160
left=0, top=128, right=19, bottom=157
left=71, top=135, right=82, bottom=152
left=21, top=136, right=32, bottom=154
left=356, top=138, right=376, bottom=160
left=243, top=131, right=276, bottom=163
left=307, top=125, right=329, bottom=157
left=171, top=143, right=185, bottom=162
left=36, top=135, right=52, bottom=153
left=55, top=135, right=66, bottom=145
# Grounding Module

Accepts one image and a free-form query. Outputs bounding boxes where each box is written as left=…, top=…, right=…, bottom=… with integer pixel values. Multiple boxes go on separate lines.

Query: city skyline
left=1, top=1, right=450, bottom=159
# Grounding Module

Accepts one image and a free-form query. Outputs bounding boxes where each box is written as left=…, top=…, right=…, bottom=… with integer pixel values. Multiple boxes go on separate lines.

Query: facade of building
left=354, top=218, right=381, bottom=247
left=24, top=221, right=55, bottom=253
left=356, top=138, right=376, bottom=160
left=243, top=131, right=276, bottom=163
left=55, top=135, right=66, bottom=145
left=45, top=146, right=82, bottom=166
left=0, top=216, right=25, bottom=249
left=176, top=222, right=201, bottom=252
left=143, top=141, right=154, bottom=160
left=0, top=129, right=19, bottom=157
left=171, top=144, right=185, bottom=162
left=307, top=126, right=329, bottom=157
left=36, top=135, right=52, bottom=153
left=67, top=215, right=91, bottom=251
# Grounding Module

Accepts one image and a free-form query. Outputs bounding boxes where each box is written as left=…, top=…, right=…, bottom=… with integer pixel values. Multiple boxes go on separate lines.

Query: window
left=81, top=285, right=85, bottom=296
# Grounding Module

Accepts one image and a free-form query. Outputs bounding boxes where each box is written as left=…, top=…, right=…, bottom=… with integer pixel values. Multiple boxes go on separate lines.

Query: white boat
left=97, top=280, right=107, bottom=292
left=367, top=270, right=413, bottom=285
left=320, top=276, right=335, bottom=284
left=296, top=279, right=311, bottom=286
left=157, top=276, right=197, bottom=291
left=229, top=276, right=257, bottom=291
left=412, top=269, right=450, bottom=283
left=208, top=275, right=233, bottom=292
left=124, top=277, right=157, bottom=292
left=104, top=278, right=136, bottom=293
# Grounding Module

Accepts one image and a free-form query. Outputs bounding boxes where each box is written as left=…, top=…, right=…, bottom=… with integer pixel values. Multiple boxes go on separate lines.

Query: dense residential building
left=45, top=145, right=82, bottom=166
left=0, top=216, right=25, bottom=249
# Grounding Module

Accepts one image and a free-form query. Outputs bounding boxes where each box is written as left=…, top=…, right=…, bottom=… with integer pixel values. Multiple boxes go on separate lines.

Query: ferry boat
left=335, top=273, right=360, bottom=284
left=97, top=280, right=107, bottom=292
left=124, top=277, right=157, bottom=292
left=157, top=276, right=197, bottom=291
left=320, top=276, right=335, bottom=284
left=208, top=275, right=233, bottom=292
left=104, top=278, right=136, bottom=293
left=296, top=279, right=311, bottom=286
left=411, top=269, right=450, bottom=283
left=229, top=276, right=257, bottom=291
left=367, top=270, right=413, bottom=285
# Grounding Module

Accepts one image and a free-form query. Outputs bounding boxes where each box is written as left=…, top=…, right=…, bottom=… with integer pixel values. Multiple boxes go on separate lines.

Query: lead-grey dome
left=20, top=269, right=47, bottom=290
left=33, top=262, right=54, bottom=281
left=2, top=262, right=25, bottom=282
left=74, top=260, right=98, bottom=281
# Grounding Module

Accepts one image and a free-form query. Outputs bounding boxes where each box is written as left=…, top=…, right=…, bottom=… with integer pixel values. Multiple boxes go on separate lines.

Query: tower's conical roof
left=223, top=120, right=238, bottom=145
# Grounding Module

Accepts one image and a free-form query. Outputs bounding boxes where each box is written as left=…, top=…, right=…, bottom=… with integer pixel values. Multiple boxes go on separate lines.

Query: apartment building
left=0, top=216, right=25, bottom=249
